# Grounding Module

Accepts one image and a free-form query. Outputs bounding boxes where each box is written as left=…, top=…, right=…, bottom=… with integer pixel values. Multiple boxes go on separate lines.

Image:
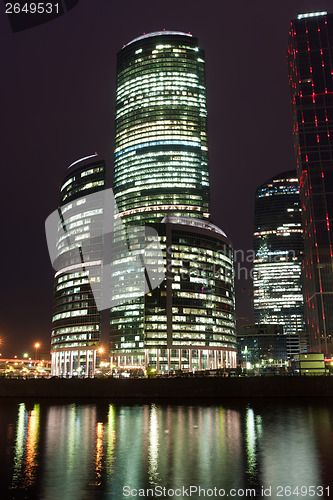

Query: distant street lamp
left=34, top=342, right=40, bottom=361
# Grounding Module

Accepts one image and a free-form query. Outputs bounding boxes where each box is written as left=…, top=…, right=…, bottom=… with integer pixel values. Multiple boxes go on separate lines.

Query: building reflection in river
left=3, top=401, right=332, bottom=498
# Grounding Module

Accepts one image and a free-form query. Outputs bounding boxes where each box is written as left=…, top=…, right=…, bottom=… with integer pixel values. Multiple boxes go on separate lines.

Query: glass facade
left=50, top=157, right=105, bottom=376
left=110, top=217, right=236, bottom=372
left=253, top=171, right=305, bottom=356
left=288, top=12, right=333, bottom=355
left=110, top=32, right=236, bottom=372
left=237, top=324, right=288, bottom=368
left=113, top=31, right=210, bottom=226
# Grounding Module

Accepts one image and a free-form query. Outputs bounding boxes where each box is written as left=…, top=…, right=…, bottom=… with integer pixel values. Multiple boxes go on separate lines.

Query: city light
left=297, top=11, right=327, bottom=20
left=34, top=343, right=40, bottom=361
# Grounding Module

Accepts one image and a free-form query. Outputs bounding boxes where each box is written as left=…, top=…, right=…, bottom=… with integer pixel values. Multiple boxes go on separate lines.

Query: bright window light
left=297, top=11, right=327, bottom=20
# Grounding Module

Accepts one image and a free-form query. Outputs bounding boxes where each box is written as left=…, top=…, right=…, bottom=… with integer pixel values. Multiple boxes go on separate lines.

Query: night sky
left=1, top=0, right=332, bottom=356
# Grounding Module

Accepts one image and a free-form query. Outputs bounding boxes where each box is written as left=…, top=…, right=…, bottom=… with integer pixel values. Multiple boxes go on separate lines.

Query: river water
left=1, top=399, right=333, bottom=499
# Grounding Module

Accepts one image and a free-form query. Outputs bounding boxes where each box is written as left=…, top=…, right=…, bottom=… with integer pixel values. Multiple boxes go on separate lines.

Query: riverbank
left=0, top=376, right=333, bottom=399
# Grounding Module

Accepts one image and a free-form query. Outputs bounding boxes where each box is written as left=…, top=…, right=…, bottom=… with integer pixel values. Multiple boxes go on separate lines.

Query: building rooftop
left=162, top=215, right=227, bottom=237
left=67, top=153, right=99, bottom=170
left=124, top=31, right=192, bottom=48
left=297, top=11, right=327, bottom=20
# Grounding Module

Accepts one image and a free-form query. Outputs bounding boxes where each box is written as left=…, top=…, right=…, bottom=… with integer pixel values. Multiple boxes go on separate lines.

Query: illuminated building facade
left=237, top=324, right=288, bottom=369
left=111, top=216, right=236, bottom=371
left=288, top=11, right=333, bottom=355
left=110, top=31, right=236, bottom=372
left=50, top=156, right=105, bottom=376
left=113, top=31, right=210, bottom=225
left=253, top=171, right=305, bottom=356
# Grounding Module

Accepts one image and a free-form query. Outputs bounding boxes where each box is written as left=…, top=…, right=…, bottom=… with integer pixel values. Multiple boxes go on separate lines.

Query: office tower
left=237, top=324, right=288, bottom=369
left=288, top=11, right=333, bottom=355
left=110, top=31, right=237, bottom=372
left=50, top=156, right=105, bottom=376
left=253, top=171, right=305, bottom=356
left=113, top=31, right=210, bottom=225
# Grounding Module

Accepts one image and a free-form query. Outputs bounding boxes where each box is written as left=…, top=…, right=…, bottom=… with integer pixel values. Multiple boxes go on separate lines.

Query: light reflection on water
left=11, top=403, right=40, bottom=491
left=259, top=407, right=322, bottom=491
left=1, top=400, right=333, bottom=499
left=148, top=403, right=159, bottom=485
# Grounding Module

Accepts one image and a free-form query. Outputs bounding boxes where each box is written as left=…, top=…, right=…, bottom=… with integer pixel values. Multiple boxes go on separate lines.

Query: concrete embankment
left=0, top=376, right=333, bottom=399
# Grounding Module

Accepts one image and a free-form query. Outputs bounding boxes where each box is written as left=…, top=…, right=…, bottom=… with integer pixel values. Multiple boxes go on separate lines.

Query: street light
left=34, top=343, right=40, bottom=361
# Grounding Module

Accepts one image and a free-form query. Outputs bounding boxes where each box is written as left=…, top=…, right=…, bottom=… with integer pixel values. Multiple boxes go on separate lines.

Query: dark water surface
left=0, top=399, right=333, bottom=499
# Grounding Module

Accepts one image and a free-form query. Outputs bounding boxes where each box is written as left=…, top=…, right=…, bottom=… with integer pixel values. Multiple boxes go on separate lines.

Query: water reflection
left=148, top=403, right=159, bottom=484
left=260, top=407, right=321, bottom=490
left=245, top=407, right=257, bottom=477
left=93, top=422, right=104, bottom=486
left=24, top=404, right=40, bottom=486
left=12, top=402, right=26, bottom=487
left=105, top=404, right=116, bottom=483
left=1, top=400, right=332, bottom=498
left=11, top=403, right=40, bottom=490
left=41, top=404, right=99, bottom=499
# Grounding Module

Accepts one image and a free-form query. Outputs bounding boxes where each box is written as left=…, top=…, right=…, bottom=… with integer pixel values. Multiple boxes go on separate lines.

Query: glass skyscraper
left=288, top=11, right=333, bottom=355
left=110, top=31, right=237, bottom=372
left=50, top=156, right=105, bottom=376
left=113, top=31, right=210, bottom=226
left=49, top=31, right=237, bottom=375
left=253, top=171, right=305, bottom=356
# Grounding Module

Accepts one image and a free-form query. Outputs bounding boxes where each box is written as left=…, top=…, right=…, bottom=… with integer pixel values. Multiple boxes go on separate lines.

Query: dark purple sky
left=1, top=0, right=331, bottom=356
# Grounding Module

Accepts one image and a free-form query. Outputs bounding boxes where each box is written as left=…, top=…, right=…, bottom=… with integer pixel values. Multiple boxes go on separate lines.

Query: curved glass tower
left=113, top=31, right=210, bottom=226
left=50, top=156, right=105, bottom=376
left=253, top=171, right=305, bottom=355
left=110, top=216, right=236, bottom=371
left=110, top=32, right=237, bottom=373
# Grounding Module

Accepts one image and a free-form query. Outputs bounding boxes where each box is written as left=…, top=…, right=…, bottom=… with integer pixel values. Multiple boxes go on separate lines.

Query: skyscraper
left=48, top=31, right=237, bottom=375
left=50, top=155, right=105, bottom=376
left=110, top=31, right=237, bottom=372
left=253, top=171, right=305, bottom=356
left=113, top=31, right=210, bottom=225
left=288, top=11, right=333, bottom=355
